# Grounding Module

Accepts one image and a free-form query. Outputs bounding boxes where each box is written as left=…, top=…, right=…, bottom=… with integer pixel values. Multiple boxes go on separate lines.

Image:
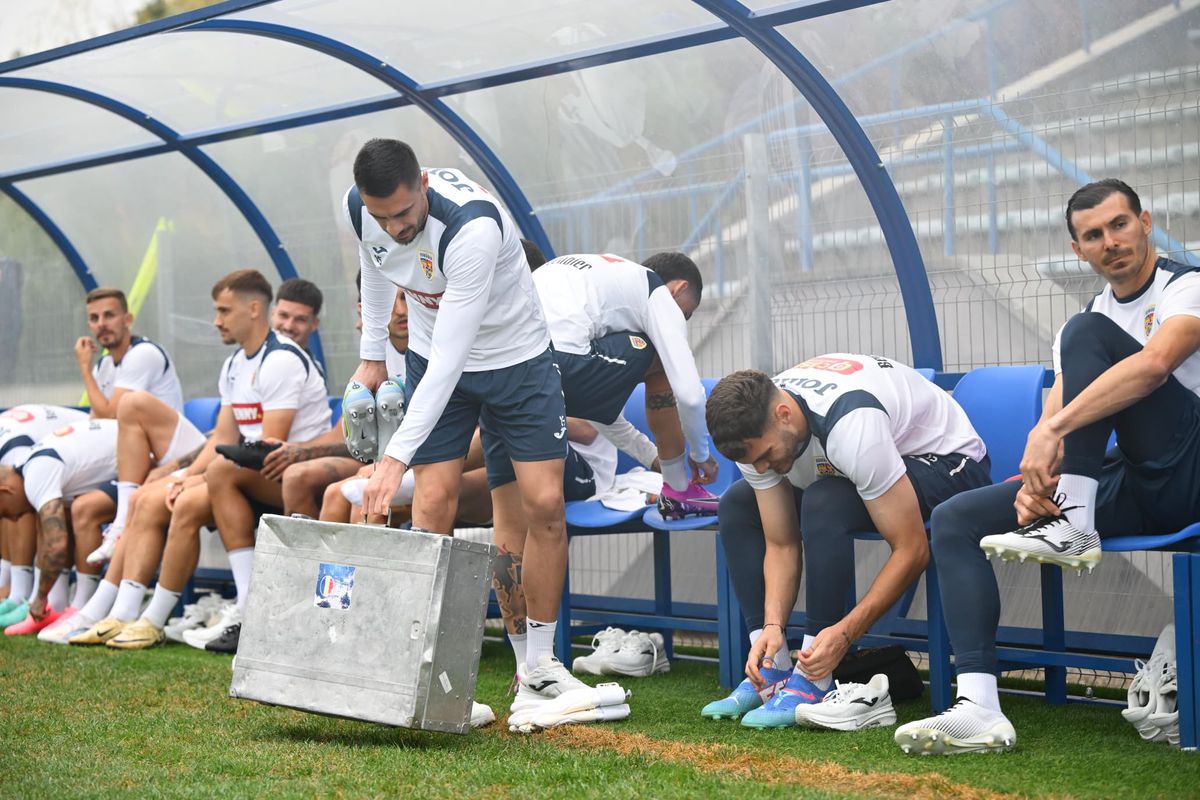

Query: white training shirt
left=1053, top=257, right=1200, bottom=394
left=0, top=405, right=89, bottom=468
left=345, top=168, right=549, bottom=465
left=19, top=418, right=118, bottom=512
left=93, top=335, right=184, bottom=412
left=218, top=330, right=331, bottom=444
left=385, top=341, right=407, bottom=383
left=739, top=354, right=986, bottom=500
left=533, top=253, right=710, bottom=462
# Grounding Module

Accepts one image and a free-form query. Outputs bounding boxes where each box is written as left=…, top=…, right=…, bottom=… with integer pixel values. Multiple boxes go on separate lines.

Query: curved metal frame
left=693, top=0, right=942, bottom=369
left=0, top=76, right=325, bottom=366
left=0, top=182, right=95, bottom=291
left=191, top=18, right=557, bottom=261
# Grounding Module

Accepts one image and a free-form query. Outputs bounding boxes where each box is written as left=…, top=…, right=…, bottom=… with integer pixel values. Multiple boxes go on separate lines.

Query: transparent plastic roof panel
left=10, top=29, right=392, bottom=137
left=228, top=0, right=720, bottom=86
left=0, top=87, right=162, bottom=177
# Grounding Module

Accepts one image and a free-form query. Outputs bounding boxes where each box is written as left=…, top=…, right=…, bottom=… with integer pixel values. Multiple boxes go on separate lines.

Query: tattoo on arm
left=302, top=443, right=351, bottom=459
left=491, top=546, right=527, bottom=636
left=648, top=391, right=677, bottom=410
left=36, top=499, right=70, bottom=592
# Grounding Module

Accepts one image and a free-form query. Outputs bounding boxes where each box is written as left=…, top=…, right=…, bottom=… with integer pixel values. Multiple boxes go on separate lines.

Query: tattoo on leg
left=492, top=546, right=526, bottom=636
left=648, top=391, right=677, bottom=410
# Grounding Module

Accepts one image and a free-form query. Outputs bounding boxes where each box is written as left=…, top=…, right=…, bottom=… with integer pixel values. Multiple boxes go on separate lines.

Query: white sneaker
left=509, top=655, right=627, bottom=732
left=571, top=627, right=627, bottom=676
left=1149, top=660, right=1180, bottom=746
left=181, top=603, right=241, bottom=650
left=980, top=514, right=1101, bottom=573
left=1123, top=624, right=1176, bottom=743
left=601, top=630, right=670, bottom=677
left=509, top=681, right=630, bottom=732
left=165, top=594, right=225, bottom=643
left=470, top=701, right=495, bottom=728
left=796, top=673, right=897, bottom=731
left=86, top=524, right=123, bottom=567
left=895, top=698, right=1016, bottom=755
left=37, top=609, right=96, bottom=645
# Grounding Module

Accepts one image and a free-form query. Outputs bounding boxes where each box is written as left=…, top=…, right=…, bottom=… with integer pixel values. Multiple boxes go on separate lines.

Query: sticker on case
left=315, top=563, right=356, bottom=610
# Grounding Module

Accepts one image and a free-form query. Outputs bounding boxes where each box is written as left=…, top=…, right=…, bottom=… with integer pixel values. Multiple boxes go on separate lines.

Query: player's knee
left=521, top=484, right=565, bottom=528
left=1060, top=310, right=1124, bottom=354
left=928, top=493, right=975, bottom=559
left=115, top=390, right=150, bottom=421
left=172, top=489, right=210, bottom=527
left=204, top=454, right=240, bottom=488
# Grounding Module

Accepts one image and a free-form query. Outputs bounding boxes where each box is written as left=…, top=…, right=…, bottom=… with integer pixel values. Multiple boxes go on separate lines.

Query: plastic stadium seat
left=951, top=365, right=1046, bottom=483
left=183, top=397, right=221, bottom=434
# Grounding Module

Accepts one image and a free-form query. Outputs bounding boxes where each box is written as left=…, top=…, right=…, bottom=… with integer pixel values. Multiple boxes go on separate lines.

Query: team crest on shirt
left=815, top=457, right=839, bottom=477
left=629, top=335, right=648, bottom=350
left=1144, top=305, right=1156, bottom=338
left=419, top=251, right=435, bottom=280
left=370, top=245, right=387, bottom=267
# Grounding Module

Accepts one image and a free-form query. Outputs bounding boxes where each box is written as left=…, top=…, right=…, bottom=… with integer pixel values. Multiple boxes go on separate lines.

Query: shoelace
left=820, top=680, right=865, bottom=705
left=1016, top=492, right=1083, bottom=535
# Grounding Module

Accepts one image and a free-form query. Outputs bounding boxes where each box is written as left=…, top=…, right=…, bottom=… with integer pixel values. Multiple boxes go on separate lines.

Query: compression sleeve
left=591, top=414, right=659, bottom=469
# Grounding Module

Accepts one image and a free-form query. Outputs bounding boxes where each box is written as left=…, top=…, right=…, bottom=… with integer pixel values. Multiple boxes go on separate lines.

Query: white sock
left=71, top=572, right=101, bottom=609
left=797, top=634, right=833, bottom=689
left=1056, top=473, right=1098, bottom=535
left=9, top=565, right=32, bottom=604
left=29, top=567, right=40, bottom=601
left=113, top=481, right=139, bottom=529
left=748, top=627, right=792, bottom=670
left=111, top=579, right=148, bottom=621
left=48, top=573, right=70, bottom=610
left=390, top=470, right=417, bottom=506
left=0, top=559, right=10, bottom=590
left=79, top=579, right=118, bottom=621
left=526, top=618, right=557, bottom=672
left=661, top=455, right=689, bottom=492
left=956, top=672, right=1001, bottom=712
left=228, top=548, right=255, bottom=610
left=508, top=632, right=528, bottom=675
left=141, top=585, right=181, bottom=628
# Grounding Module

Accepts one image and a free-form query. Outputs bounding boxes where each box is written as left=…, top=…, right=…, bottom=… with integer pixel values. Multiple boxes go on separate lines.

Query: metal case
left=230, top=515, right=496, bottom=734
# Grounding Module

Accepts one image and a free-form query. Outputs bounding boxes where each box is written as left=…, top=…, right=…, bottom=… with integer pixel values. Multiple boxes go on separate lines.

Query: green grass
left=2, top=637, right=1198, bottom=799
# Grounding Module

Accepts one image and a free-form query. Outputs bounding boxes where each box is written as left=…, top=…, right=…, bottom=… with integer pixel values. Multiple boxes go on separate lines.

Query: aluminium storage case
left=230, top=515, right=497, bottom=734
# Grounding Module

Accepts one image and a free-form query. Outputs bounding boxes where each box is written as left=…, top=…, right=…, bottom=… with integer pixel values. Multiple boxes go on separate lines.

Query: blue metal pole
left=192, top=19, right=556, bottom=262
left=0, top=76, right=323, bottom=367
left=694, top=0, right=943, bottom=370
left=0, top=182, right=96, bottom=291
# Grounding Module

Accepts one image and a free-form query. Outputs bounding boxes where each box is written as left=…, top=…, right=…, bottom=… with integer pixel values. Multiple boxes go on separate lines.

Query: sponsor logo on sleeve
left=370, top=245, right=388, bottom=267
left=795, top=356, right=863, bottom=375
left=231, top=403, right=264, bottom=425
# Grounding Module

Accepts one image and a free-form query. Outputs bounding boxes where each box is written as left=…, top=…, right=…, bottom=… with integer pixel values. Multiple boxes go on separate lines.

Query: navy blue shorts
left=98, top=480, right=118, bottom=505
left=488, top=440, right=596, bottom=495
left=554, top=331, right=657, bottom=424
left=405, top=347, right=568, bottom=475
left=902, top=453, right=993, bottom=518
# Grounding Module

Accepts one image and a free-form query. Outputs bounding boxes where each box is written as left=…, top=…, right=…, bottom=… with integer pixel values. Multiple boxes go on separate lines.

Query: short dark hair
left=276, top=278, right=322, bottom=316
left=85, top=287, right=128, bottom=312
left=643, top=252, right=702, bottom=302
left=521, top=239, right=547, bottom=270
left=353, top=138, right=422, bottom=198
left=212, top=269, right=272, bottom=305
left=706, top=370, right=777, bottom=461
left=1065, top=179, right=1142, bottom=240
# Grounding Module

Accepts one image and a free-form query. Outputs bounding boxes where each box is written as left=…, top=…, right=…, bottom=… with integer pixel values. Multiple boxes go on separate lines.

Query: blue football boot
left=701, top=666, right=792, bottom=720
left=342, top=380, right=378, bottom=463
left=740, top=670, right=830, bottom=729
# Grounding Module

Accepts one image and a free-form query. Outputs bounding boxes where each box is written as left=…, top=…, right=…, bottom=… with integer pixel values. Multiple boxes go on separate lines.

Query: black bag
left=833, top=644, right=924, bottom=702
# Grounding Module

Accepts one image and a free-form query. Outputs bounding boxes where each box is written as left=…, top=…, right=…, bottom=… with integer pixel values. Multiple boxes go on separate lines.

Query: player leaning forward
left=346, top=139, right=627, bottom=731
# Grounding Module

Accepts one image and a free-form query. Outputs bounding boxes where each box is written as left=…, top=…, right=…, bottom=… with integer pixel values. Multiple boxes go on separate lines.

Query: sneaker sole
left=600, top=661, right=670, bottom=678
left=981, top=544, right=1101, bottom=572
left=895, top=726, right=1015, bottom=755
left=797, top=707, right=897, bottom=731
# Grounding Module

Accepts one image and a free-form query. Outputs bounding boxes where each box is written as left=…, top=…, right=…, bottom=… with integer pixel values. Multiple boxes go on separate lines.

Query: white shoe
left=470, top=701, right=495, bottom=728
left=601, top=630, right=670, bottom=677
left=571, top=627, right=626, bottom=676
left=165, top=594, right=225, bottom=643
left=37, top=609, right=96, bottom=645
left=181, top=603, right=241, bottom=650
left=528, top=703, right=631, bottom=730
left=895, top=698, right=1016, bottom=755
left=1122, top=624, right=1176, bottom=743
left=980, top=513, right=1101, bottom=573
left=86, top=524, right=123, bottom=567
left=509, top=681, right=630, bottom=732
left=796, top=673, right=897, bottom=731
left=374, top=379, right=405, bottom=453
left=509, top=655, right=626, bottom=731
left=341, top=381, right=378, bottom=463
left=1149, top=660, right=1180, bottom=746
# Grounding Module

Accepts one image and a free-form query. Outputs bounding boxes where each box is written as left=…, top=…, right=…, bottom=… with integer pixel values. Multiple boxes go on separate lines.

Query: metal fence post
left=943, top=113, right=956, bottom=258
left=744, top=132, right=775, bottom=373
